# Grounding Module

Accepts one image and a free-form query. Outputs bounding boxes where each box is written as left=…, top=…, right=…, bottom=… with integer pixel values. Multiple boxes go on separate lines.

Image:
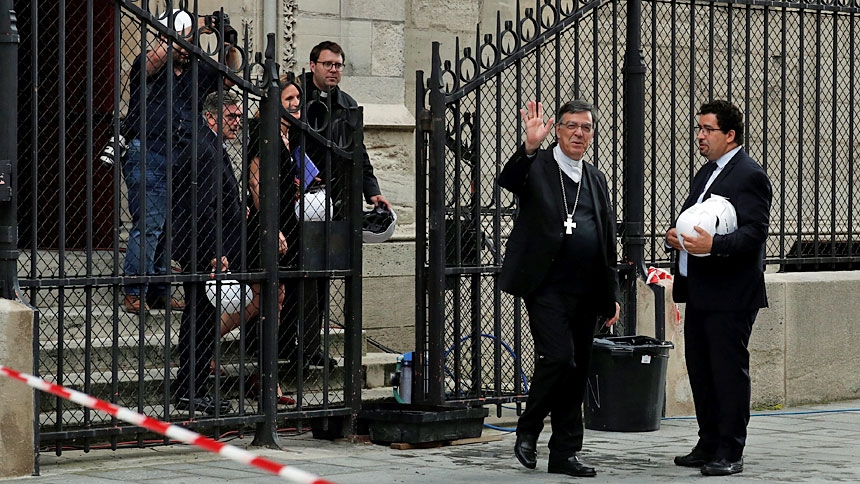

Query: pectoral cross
left=564, top=215, right=577, bottom=234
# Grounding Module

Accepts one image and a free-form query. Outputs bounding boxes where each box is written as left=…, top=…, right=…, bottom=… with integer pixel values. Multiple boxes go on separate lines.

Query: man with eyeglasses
left=499, top=99, right=621, bottom=478
left=119, top=9, right=238, bottom=314
left=288, top=41, right=390, bottom=370
left=666, top=100, right=772, bottom=476
left=300, top=40, right=391, bottom=213
left=171, top=91, right=245, bottom=415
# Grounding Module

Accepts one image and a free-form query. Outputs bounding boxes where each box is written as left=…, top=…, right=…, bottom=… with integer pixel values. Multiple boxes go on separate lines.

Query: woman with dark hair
left=228, top=75, right=327, bottom=406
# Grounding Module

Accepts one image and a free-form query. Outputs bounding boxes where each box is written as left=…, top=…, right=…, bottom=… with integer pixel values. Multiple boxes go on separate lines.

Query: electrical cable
left=441, top=333, right=530, bottom=430
left=393, top=386, right=406, bottom=404
left=483, top=406, right=860, bottom=434
left=328, top=320, right=399, bottom=354
left=443, top=333, right=530, bottom=395
left=663, top=407, right=860, bottom=420
left=392, top=334, right=529, bottom=402
left=367, top=337, right=399, bottom=354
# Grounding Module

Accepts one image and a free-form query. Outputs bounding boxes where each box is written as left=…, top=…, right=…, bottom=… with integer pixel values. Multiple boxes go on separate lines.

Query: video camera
left=206, top=11, right=237, bottom=45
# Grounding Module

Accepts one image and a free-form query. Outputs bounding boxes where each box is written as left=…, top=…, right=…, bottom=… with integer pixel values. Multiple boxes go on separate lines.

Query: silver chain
left=558, top=162, right=582, bottom=227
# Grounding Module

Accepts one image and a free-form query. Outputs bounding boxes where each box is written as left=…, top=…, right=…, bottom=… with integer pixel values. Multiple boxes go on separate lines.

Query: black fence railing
left=12, top=0, right=364, bottom=457
left=416, top=0, right=860, bottom=408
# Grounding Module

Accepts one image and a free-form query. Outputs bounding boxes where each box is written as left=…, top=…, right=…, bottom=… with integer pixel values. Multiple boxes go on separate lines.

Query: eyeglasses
left=317, top=61, right=345, bottom=72
left=693, top=125, right=721, bottom=136
left=224, top=113, right=242, bottom=123
left=558, top=122, right=593, bottom=134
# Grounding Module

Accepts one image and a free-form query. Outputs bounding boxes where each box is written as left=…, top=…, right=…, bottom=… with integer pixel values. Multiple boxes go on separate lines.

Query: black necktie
left=701, top=161, right=718, bottom=187
left=704, top=161, right=718, bottom=178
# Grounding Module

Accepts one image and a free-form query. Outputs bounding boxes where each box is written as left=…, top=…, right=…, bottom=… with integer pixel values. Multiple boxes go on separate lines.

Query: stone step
left=37, top=305, right=179, bottom=343
left=37, top=352, right=398, bottom=414
left=37, top=386, right=397, bottom=431
left=25, top=286, right=120, bottom=308
left=361, top=352, right=400, bottom=388
left=37, top=305, right=362, bottom=373
left=19, top=247, right=125, bottom=280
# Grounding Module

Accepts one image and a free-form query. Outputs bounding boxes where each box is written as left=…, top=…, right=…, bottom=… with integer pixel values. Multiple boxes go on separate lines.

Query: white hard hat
left=205, top=278, right=252, bottom=314
left=295, top=186, right=332, bottom=221
left=675, top=195, right=738, bottom=257
left=362, top=206, right=397, bottom=243
left=158, top=9, right=193, bottom=33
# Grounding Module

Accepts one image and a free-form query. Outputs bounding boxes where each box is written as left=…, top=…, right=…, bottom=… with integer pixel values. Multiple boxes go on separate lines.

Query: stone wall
left=638, top=270, right=860, bottom=417
left=0, top=299, right=35, bottom=478
left=404, top=0, right=517, bottom=118
left=362, top=242, right=416, bottom=352
left=294, top=0, right=417, bottom=230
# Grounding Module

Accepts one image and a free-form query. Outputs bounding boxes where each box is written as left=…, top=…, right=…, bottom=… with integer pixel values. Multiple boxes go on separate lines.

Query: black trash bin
left=584, top=335, right=674, bottom=432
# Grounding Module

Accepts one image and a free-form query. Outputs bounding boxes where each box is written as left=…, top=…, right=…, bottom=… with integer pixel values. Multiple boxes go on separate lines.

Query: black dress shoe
left=514, top=434, right=537, bottom=469
left=674, top=447, right=715, bottom=467
left=175, top=395, right=232, bottom=415
left=547, top=454, right=597, bottom=477
left=701, top=457, right=743, bottom=476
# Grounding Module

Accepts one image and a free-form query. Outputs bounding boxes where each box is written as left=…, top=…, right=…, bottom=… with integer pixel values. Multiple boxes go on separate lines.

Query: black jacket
left=299, top=72, right=381, bottom=204
left=671, top=147, right=772, bottom=311
left=498, top=143, right=620, bottom=318
left=172, top=123, right=244, bottom=271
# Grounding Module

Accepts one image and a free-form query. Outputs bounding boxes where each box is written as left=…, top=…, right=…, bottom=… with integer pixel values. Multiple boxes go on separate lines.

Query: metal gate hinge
left=418, top=109, right=433, bottom=131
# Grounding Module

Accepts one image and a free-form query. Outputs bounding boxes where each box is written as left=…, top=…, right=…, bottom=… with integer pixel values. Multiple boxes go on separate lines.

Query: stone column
left=636, top=277, right=695, bottom=417
left=0, top=298, right=35, bottom=478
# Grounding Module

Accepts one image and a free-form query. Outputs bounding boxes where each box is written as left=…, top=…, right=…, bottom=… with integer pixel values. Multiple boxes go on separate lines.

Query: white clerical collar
left=553, top=145, right=583, bottom=183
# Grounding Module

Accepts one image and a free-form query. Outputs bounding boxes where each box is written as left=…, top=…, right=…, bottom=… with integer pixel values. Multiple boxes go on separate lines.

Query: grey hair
left=202, top=90, right=242, bottom=120
left=557, top=99, right=598, bottom=126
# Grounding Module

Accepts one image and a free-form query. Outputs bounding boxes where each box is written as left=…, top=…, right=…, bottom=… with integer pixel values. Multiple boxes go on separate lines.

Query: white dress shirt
left=679, top=145, right=742, bottom=276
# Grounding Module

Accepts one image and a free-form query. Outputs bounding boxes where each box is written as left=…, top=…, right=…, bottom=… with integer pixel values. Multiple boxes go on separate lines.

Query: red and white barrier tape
left=646, top=266, right=682, bottom=326
left=0, top=365, right=335, bottom=484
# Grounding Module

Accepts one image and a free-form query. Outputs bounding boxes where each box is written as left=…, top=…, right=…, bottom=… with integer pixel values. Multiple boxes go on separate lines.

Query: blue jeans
left=122, top=139, right=169, bottom=297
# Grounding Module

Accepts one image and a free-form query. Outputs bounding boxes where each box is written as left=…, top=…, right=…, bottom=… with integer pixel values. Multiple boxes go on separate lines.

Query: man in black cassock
left=499, top=99, right=620, bottom=478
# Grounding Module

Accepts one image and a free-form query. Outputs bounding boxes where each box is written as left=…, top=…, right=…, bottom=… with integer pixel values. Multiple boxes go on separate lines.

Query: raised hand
left=520, top=101, right=555, bottom=155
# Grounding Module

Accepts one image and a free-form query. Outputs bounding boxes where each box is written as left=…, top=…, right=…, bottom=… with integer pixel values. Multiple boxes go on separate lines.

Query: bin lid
left=593, top=335, right=674, bottom=353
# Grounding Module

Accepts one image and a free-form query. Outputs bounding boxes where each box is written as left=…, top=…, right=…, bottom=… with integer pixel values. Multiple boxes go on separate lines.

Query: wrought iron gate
left=416, top=0, right=860, bottom=407
left=12, top=0, right=364, bottom=459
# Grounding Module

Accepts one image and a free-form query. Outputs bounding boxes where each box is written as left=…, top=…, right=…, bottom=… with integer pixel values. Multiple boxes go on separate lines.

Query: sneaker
left=123, top=295, right=148, bottom=314
left=175, top=395, right=232, bottom=415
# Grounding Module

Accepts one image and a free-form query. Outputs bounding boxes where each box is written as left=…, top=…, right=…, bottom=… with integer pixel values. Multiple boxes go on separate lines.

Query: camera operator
left=100, top=11, right=237, bottom=169
left=115, top=8, right=238, bottom=314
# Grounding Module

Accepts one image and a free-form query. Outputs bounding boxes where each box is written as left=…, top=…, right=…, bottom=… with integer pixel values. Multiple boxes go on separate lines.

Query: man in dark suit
left=300, top=40, right=390, bottom=214
left=171, top=90, right=245, bottom=415
left=666, top=100, right=772, bottom=476
left=499, top=99, right=620, bottom=478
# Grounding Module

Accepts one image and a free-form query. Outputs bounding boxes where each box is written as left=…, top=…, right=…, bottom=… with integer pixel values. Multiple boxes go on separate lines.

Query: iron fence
left=416, top=0, right=860, bottom=407
left=13, top=0, right=364, bottom=457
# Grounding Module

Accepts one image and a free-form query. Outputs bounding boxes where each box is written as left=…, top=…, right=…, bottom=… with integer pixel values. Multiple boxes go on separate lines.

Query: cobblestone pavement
left=8, top=400, right=860, bottom=483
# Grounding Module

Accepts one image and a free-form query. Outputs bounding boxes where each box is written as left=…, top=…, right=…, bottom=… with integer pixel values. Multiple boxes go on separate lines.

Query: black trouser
left=684, top=307, right=757, bottom=461
left=517, top=289, right=597, bottom=458
left=278, top=277, right=323, bottom=362
left=244, top=277, right=324, bottom=365
left=175, top=281, right=218, bottom=399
